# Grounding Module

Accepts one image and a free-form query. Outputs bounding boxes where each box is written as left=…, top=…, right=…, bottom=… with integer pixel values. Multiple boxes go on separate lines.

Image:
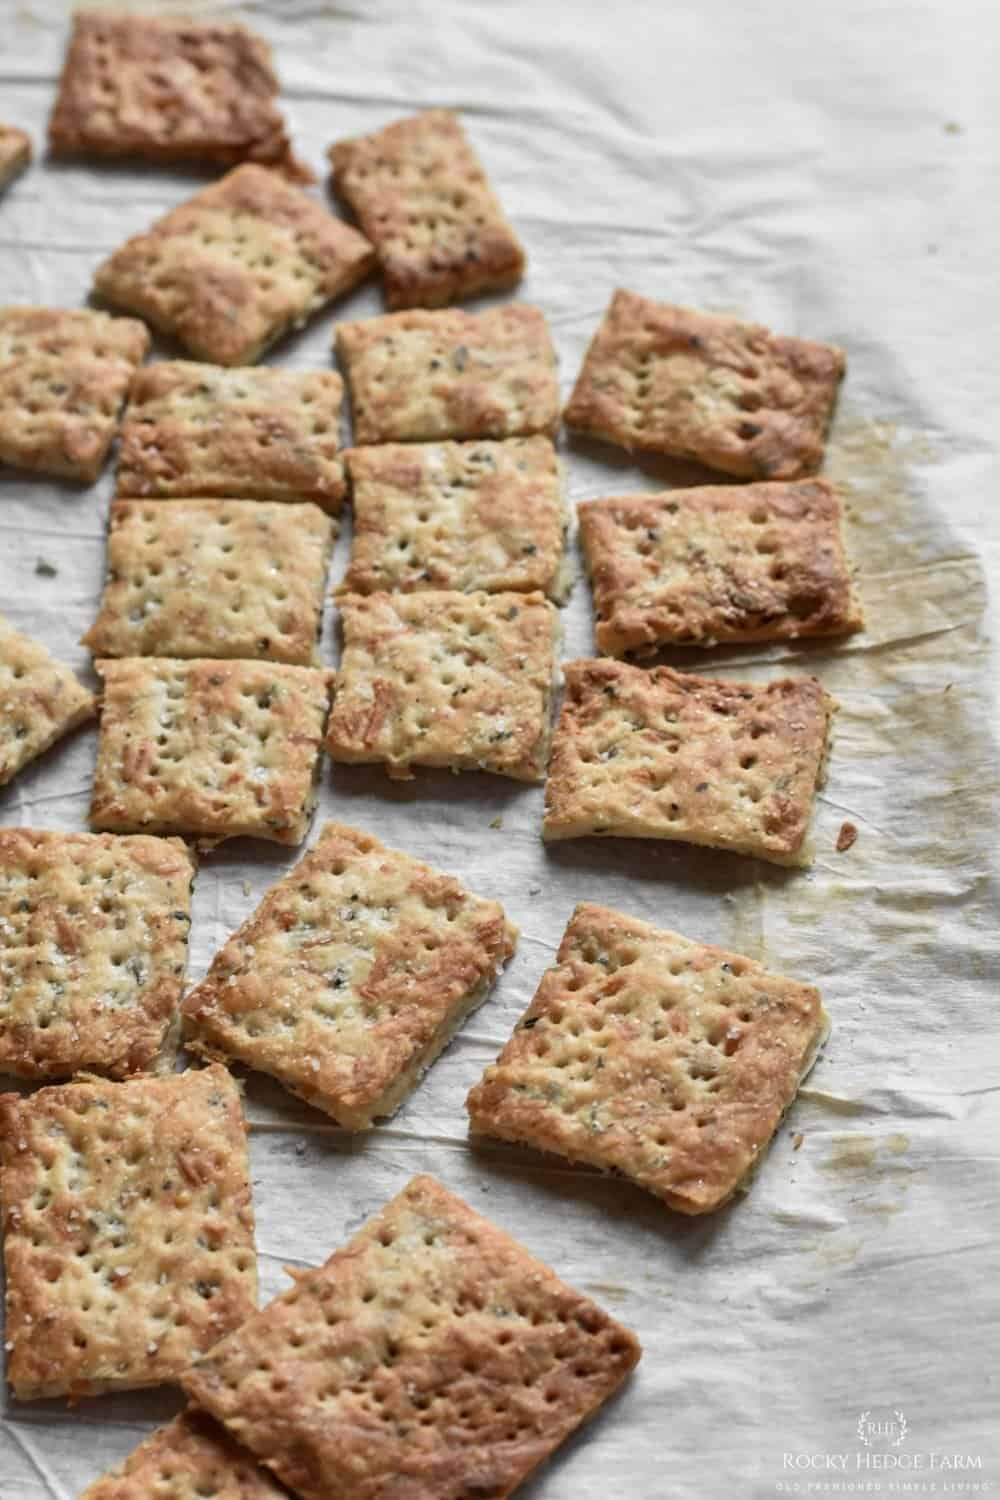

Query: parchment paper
left=0, top=2, right=997, bottom=1496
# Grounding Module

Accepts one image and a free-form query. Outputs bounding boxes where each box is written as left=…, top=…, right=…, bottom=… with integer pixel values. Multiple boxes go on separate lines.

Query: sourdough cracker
left=49, top=12, right=301, bottom=174
left=94, top=165, right=375, bottom=366
left=182, top=1174, right=640, bottom=1500
left=0, top=1065, right=256, bottom=1400
left=335, top=303, right=559, bottom=443
left=116, top=361, right=347, bottom=510
left=0, top=613, right=96, bottom=786
left=326, top=590, right=559, bottom=782
left=329, top=108, right=525, bottom=308
left=0, top=124, right=31, bottom=188
left=90, top=658, right=332, bottom=846
left=0, top=307, right=149, bottom=481
left=564, top=288, right=845, bottom=479
left=84, top=500, right=334, bottom=666
left=578, top=479, right=862, bottom=654
left=468, top=902, right=828, bottom=1215
left=0, top=828, right=194, bottom=1081
left=78, top=1410, right=286, bottom=1500
left=183, top=822, right=516, bottom=1128
left=543, top=658, right=834, bottom=864
left=341, top=437, right=566, bottom=598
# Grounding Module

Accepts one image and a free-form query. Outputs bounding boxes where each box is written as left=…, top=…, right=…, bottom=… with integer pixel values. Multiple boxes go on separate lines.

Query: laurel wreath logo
left=857, top=1409, right=908, bottom=1447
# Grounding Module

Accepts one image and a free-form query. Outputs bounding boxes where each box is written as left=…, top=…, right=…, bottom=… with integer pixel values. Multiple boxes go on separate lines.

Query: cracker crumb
left=836, top=821, right=858, bottom=852
left=792, top=1132, right=805, bottom=1151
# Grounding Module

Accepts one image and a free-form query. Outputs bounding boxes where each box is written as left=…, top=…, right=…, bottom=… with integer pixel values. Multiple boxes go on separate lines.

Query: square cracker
left=335, top=303, right=559, bottom=444
left=0, top=307, right=149, bottom=482
left=79, top=1410, right=286, bottom=1500
left=467, top=902, right=828, bottom=1215
left=183, top=821, right=517, bottom=1129
left=564, top=288, right=845, bottom=480
left=0, top=828, right=194, bottom=1082
left=543, top=658, right=833, bottom=865
left=341, top=437, right=567, bottom=599
left=116, top=361, right=347, bottom=511
left=90, top=657, right=332, bottom=846
left=0, top=613, right=96, bottom=787
left=326, top=590, right=559, bottom=782
left=0, top=124, right=31, bottom=189
left=0, top=1064, right=257, bottom=1400
left=48, top=12, right=300, bottom=175
left=83, top=499, right=335, bottom=666
left=94, top=165, right=375, bottom=367
left=578, top=479, right=862, bottom=655
left=329, top=108, right=526, bottom=309
left=182, top=1173, right=641, bottom=1500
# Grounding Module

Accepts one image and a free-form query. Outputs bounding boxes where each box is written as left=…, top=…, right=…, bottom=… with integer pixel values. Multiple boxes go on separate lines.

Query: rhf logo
left=857, top=1409, right=908, bottom=1448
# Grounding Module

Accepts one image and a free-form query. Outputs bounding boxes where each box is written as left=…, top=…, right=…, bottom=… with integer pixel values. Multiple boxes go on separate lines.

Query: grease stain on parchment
left=797, top=1134, right=921, bottom=1275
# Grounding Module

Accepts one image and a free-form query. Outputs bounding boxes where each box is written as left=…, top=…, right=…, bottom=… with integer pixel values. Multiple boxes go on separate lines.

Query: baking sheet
left=1, top=0, right=998, bottom=1495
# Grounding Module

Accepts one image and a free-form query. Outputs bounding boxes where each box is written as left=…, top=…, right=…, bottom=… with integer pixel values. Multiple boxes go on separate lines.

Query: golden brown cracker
left=326, top=590, right=559, bottom=782
left=0, top=123, right=31, bottom=188
left=336, top=303, right=559, bottom=444
left=182, top=1173, right=640, bottom=1500
left=0, top=612, right=96, bottom=786
left=83, top=499, right=335, bottom=666
left=578, top=479, right=862, bottom=654
left=341, top=437, right=566, bottom=598
left=95, top=165, right=375, bottom=366
left=49, top=11, right=301, bottom=175
left=116, top=361, right=347, bottom=510
left=0, top=828, right=194, bottom=1082
left=543, top=657, right=833, bottom=864
left=0, top=1065, right=256, bottom=1400
left=330, top=108, right=525, bottom=308
left=90, top=657, right=332, bottom=846
left=183, top=822, right=516, bottom=1128
left=78, top=1410, right=287, bottom=1500
left=564, top=288, right=845, bottom=479
left=468, top=902, right=828, bottom=1215
left=0, top=307, right=149, bottom=482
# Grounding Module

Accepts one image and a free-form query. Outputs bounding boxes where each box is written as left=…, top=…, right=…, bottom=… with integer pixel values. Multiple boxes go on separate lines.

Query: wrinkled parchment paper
left=1, top=2, right=997, bottom=1495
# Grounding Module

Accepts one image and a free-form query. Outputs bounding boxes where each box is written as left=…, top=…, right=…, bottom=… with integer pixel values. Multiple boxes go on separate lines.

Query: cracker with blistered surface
left=0, top=1064, right=256, bottom=1400
left=0, top=307, right=149, bottom=482
left=90, top=658, right=332, bottom=846
left=49, top=12, right=301, bottom=175
left=0, top=613, right=96, bottom=787
left=78, top=1410, right=287, bottom=1500
left=341, top=438, right=566, bottom=598
left=467, top=902, right=828, bottom=1215
left=95, top=165, right=375, bottom=366
left=183, top=822, right=516, bottom=1128
left=84, top=500, right=335, bottom=666
left=0, top=124, right=31, bottom=189
left=326, top=590, right=559, bottom=782
left=116, top=362, right=347, bottom=510
left=543, top=658, right=833, bottom=864
left=335, top=303, right=559, bottom=444
left=579, top=479, right=862, bottom=655
left=564, top=289, right=845, bottom=480
left=181, top=1173, right=640, bottom=1500
left=0, top=828, right=194, bottom=1082
left=329, top=108, right=525, bottom=309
